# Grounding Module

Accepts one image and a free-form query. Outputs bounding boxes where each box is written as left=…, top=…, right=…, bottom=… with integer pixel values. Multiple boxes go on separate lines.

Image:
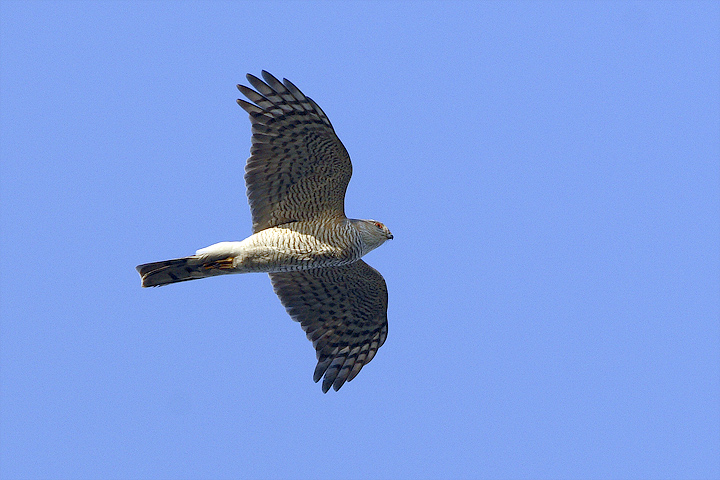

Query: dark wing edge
left=269, top=260, right=389, bottom=393
left=237, top=70, right=334, bottom=130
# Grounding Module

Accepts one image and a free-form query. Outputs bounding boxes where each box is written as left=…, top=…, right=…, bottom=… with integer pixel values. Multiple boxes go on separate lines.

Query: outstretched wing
left=270, top=260, right=389, bottom=393
left=237, top=71, right=352, bottom=233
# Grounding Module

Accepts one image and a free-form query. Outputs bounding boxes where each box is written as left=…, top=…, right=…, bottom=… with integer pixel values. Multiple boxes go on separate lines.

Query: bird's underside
left=136, top=71, right=392, bottom=393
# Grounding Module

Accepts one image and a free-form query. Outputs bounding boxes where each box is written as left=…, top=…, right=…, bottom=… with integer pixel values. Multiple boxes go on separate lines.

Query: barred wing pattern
left=237, top=71, right=352, bottom=233
left=270, top=260, right=389, bottom=393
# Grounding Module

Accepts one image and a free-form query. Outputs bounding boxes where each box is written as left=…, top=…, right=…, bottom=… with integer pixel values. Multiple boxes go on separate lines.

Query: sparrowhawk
left=136, top=71, right=393, bottom=393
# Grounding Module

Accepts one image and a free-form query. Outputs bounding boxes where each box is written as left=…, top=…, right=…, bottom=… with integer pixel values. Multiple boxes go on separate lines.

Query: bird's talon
left=204, top=257, right=235, bottom=270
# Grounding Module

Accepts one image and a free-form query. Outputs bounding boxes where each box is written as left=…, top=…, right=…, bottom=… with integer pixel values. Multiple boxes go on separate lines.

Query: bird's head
left=353, top=219, right=393, bottom=255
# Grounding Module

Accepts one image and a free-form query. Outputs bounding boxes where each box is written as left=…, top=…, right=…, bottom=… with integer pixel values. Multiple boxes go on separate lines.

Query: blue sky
left=1, top=1, right=718, bottom=479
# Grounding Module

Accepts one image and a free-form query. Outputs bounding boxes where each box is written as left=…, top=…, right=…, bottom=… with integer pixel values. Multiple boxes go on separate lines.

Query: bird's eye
left=374, top=221, right=384, bottom=229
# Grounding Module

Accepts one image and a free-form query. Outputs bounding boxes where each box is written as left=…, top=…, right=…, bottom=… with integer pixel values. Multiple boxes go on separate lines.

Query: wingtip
left=315, top=367, right=332, bottom=393
left=321, top=377, right=332, bottom=393
left=245, top=73, right=262, bottom=89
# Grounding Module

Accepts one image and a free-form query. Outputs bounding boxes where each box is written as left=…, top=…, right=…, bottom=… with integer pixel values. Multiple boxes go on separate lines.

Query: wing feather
left=270, top=260, right=389, bottom=392
left=237, top=71, right=352, bottom=232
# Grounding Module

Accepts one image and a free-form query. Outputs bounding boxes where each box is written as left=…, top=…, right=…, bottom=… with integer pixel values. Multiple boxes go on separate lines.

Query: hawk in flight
left=136, top=71, right=393, bottom=393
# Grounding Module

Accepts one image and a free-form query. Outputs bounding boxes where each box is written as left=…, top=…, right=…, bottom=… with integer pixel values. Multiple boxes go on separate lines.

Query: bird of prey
left=136, top=71, right=393, bottom=393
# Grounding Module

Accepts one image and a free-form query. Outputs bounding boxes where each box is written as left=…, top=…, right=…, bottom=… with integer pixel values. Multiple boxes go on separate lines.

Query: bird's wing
left=269, top=260, right=388, bottom=393
left=237, top=71, right=352, bottom=233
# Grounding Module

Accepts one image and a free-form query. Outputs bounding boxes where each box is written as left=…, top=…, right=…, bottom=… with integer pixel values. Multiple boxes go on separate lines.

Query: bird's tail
left=136, top=255, right=236, bottom=287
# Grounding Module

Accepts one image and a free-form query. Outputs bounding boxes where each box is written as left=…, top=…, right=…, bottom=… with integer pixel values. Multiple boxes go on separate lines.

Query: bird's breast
left=234, top=220, right=362, bottom=273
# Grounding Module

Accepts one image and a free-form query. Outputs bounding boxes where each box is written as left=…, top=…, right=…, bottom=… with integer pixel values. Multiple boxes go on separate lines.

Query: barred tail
left=136, top=256, right=235, bottom=287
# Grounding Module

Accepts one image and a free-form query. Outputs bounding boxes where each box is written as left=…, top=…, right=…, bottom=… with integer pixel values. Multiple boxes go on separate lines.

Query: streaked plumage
left=136, top=71, right=392, bottom=392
